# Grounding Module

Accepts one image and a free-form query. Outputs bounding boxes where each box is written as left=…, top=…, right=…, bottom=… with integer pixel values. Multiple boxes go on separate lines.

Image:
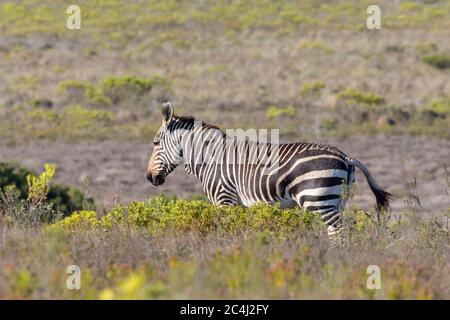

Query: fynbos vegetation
left=0, top=162, right=94, bottom=223
left=0, top=0, right=449, bottom=301
left=1, top=192, right=449, bottom=299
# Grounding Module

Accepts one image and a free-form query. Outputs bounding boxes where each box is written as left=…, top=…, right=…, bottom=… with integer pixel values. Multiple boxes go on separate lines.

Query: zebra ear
left=162, top=102, right=174, bottom=124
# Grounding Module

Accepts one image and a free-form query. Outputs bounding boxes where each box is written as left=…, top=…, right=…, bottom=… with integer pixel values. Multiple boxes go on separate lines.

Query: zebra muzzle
left=147, top=173, right=165, bottom=186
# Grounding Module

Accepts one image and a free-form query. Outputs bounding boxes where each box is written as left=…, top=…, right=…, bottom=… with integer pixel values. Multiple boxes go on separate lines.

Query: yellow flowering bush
left=49, top=210, right=99, bottom=233
left=26, top=163, right=55, bottom=204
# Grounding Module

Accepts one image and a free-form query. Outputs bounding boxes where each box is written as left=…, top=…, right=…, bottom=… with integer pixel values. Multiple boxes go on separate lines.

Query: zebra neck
left=181, top=126, right=225, bottom=179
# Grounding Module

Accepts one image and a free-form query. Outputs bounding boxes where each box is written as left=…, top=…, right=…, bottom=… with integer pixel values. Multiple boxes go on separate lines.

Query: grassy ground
left=0, top=195, right=449, bottom=299
left=0, top=0, right=450, bottom=143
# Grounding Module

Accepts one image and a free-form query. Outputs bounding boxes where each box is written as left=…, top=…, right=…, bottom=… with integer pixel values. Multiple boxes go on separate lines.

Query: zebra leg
left=314, top=205, right=343, bottom=246
left=292, top=192, right=344, bottom=245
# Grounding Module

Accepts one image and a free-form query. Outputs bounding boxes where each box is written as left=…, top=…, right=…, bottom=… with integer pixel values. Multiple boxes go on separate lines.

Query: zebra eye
left=153, top=140, right=160, bottom=146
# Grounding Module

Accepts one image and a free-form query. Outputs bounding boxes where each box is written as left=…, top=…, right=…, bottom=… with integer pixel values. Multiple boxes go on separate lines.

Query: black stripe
left=324, top=214, right=341, bottom=226
left=303, top=205, right=336, bottom=212
left=294, top=177, right=346, bottom=192
left=300, top=194, right=341, bottom=206
left=284, top=155, right=348, bottom=173
left=297, top=148, right=346, bottom=159
left=347, top=164, right=354, bottom=185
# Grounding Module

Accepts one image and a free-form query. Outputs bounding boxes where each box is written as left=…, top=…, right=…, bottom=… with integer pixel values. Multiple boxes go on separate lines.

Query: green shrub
left=422, top=54, right=450, bottom=70
left=422, top=99, right=450, bottom=116
left=57, top=80, right=111, bottom=106
left=57, top=76, right=169, bottom=107
left=100, top=204, right=126, bottom=228
left=266, top=106, right=297, bottom=119
left=26, top=163, right=55, bottom=203
left=399, top=1, right=423, bottom=12
left=0, top=162, right=93, bottom=216
left=53, top=196, right=322, bottom=236
left=47, top=185, right=94, bottom=216
left=0, top=162, right=32, bottom=199
left=101, top=76, right=168, bottom=104
left=65, top=105, right=115, bottom=129
left=27, top=108, right=60, bottom=123
left=336, top=88, right=385, bottom=106
left=124, top=197, right=221, bottom=232
left=1, top=164, right=57, bottom=225
left=24, top=104, right=117, bottom=141
left=12, top=269, right=38, bottom=297
left=300, top=80, right=325, bottom=96
left=28, top=98, right=53, bottom=109
left=49, top=210, right=99, bottom=232
left=101, top=76, right=154, bottom=93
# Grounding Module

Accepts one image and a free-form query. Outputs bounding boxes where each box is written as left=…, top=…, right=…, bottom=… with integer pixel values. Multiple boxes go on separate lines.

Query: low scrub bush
left=57, top=80, right=111, bottom=106
left=24, top=105, right=118, bottom=141
left=51, top=210, right=99, bottom=232
left=266, top=106, right=297, bottom=119
left=0, top=162, right=93, bottom=217
left=422, top=98, right=450, bottom=116
left=27, top=108, right=60, bottom=123
left=57, top=76, right=170, bottom=107
left=336, top=88, right=385, bottom=106
left=50, top=196, right=322, bottom=236
left=1, top=164, right=57, bottom=225
left=65, top=105, right=115, bottom=129
left=101, top=76, right=154, bottom=104
left=422, top=53, right=450, bottom=70
left=300, top=80, right=325, bottom=96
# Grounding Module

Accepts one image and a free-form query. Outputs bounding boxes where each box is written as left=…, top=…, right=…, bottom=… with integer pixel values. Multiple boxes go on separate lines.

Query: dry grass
left=0, top=189, right=449, bottom=299
left=0, top=202, right=448, bottom=299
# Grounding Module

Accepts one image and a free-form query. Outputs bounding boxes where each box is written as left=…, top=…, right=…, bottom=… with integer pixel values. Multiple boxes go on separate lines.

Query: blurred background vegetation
left=0, top=0, right=449, bottom=143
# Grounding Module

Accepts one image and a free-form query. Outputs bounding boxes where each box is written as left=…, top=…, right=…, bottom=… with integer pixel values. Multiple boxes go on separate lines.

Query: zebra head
left=147, top=102, right=186, bottom=186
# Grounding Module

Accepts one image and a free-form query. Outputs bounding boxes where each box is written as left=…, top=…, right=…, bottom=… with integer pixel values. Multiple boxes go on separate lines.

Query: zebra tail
left=346, top=157, right=392, bottom=211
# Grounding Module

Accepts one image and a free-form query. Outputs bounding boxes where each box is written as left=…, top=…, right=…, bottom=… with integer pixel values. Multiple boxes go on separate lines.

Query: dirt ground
left=1, top=134, right=449, bottom=214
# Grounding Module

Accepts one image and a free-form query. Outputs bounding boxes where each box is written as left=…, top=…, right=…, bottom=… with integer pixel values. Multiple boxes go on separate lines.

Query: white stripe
left=303, top=198, right=340, bottom=208
left=322, top=210, right=338, bottom=219
left=287, top=169, right=348, bottom=192
left=295, top=185, right=343, bottom=200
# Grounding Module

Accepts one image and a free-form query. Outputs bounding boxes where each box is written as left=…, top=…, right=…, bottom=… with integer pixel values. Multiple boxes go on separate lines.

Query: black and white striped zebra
left=147, top=102, right=391, bottom=243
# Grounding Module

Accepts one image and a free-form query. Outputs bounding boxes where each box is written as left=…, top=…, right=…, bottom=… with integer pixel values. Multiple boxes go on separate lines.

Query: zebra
left=146, top=102, right=391, bottom=243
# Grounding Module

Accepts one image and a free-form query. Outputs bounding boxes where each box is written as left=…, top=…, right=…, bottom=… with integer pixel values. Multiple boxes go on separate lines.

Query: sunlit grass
left=1, top=0, right=449, bottom=41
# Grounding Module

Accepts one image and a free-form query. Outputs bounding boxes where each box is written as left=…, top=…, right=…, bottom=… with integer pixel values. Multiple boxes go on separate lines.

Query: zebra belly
left=236, top=188, right=295, bottom=208
left=280, top=198, right=297, bottom=209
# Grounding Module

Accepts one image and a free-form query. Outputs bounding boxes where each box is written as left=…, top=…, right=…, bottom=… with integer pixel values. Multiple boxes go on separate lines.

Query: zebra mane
left=171, top=115, right=225, bottom=134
